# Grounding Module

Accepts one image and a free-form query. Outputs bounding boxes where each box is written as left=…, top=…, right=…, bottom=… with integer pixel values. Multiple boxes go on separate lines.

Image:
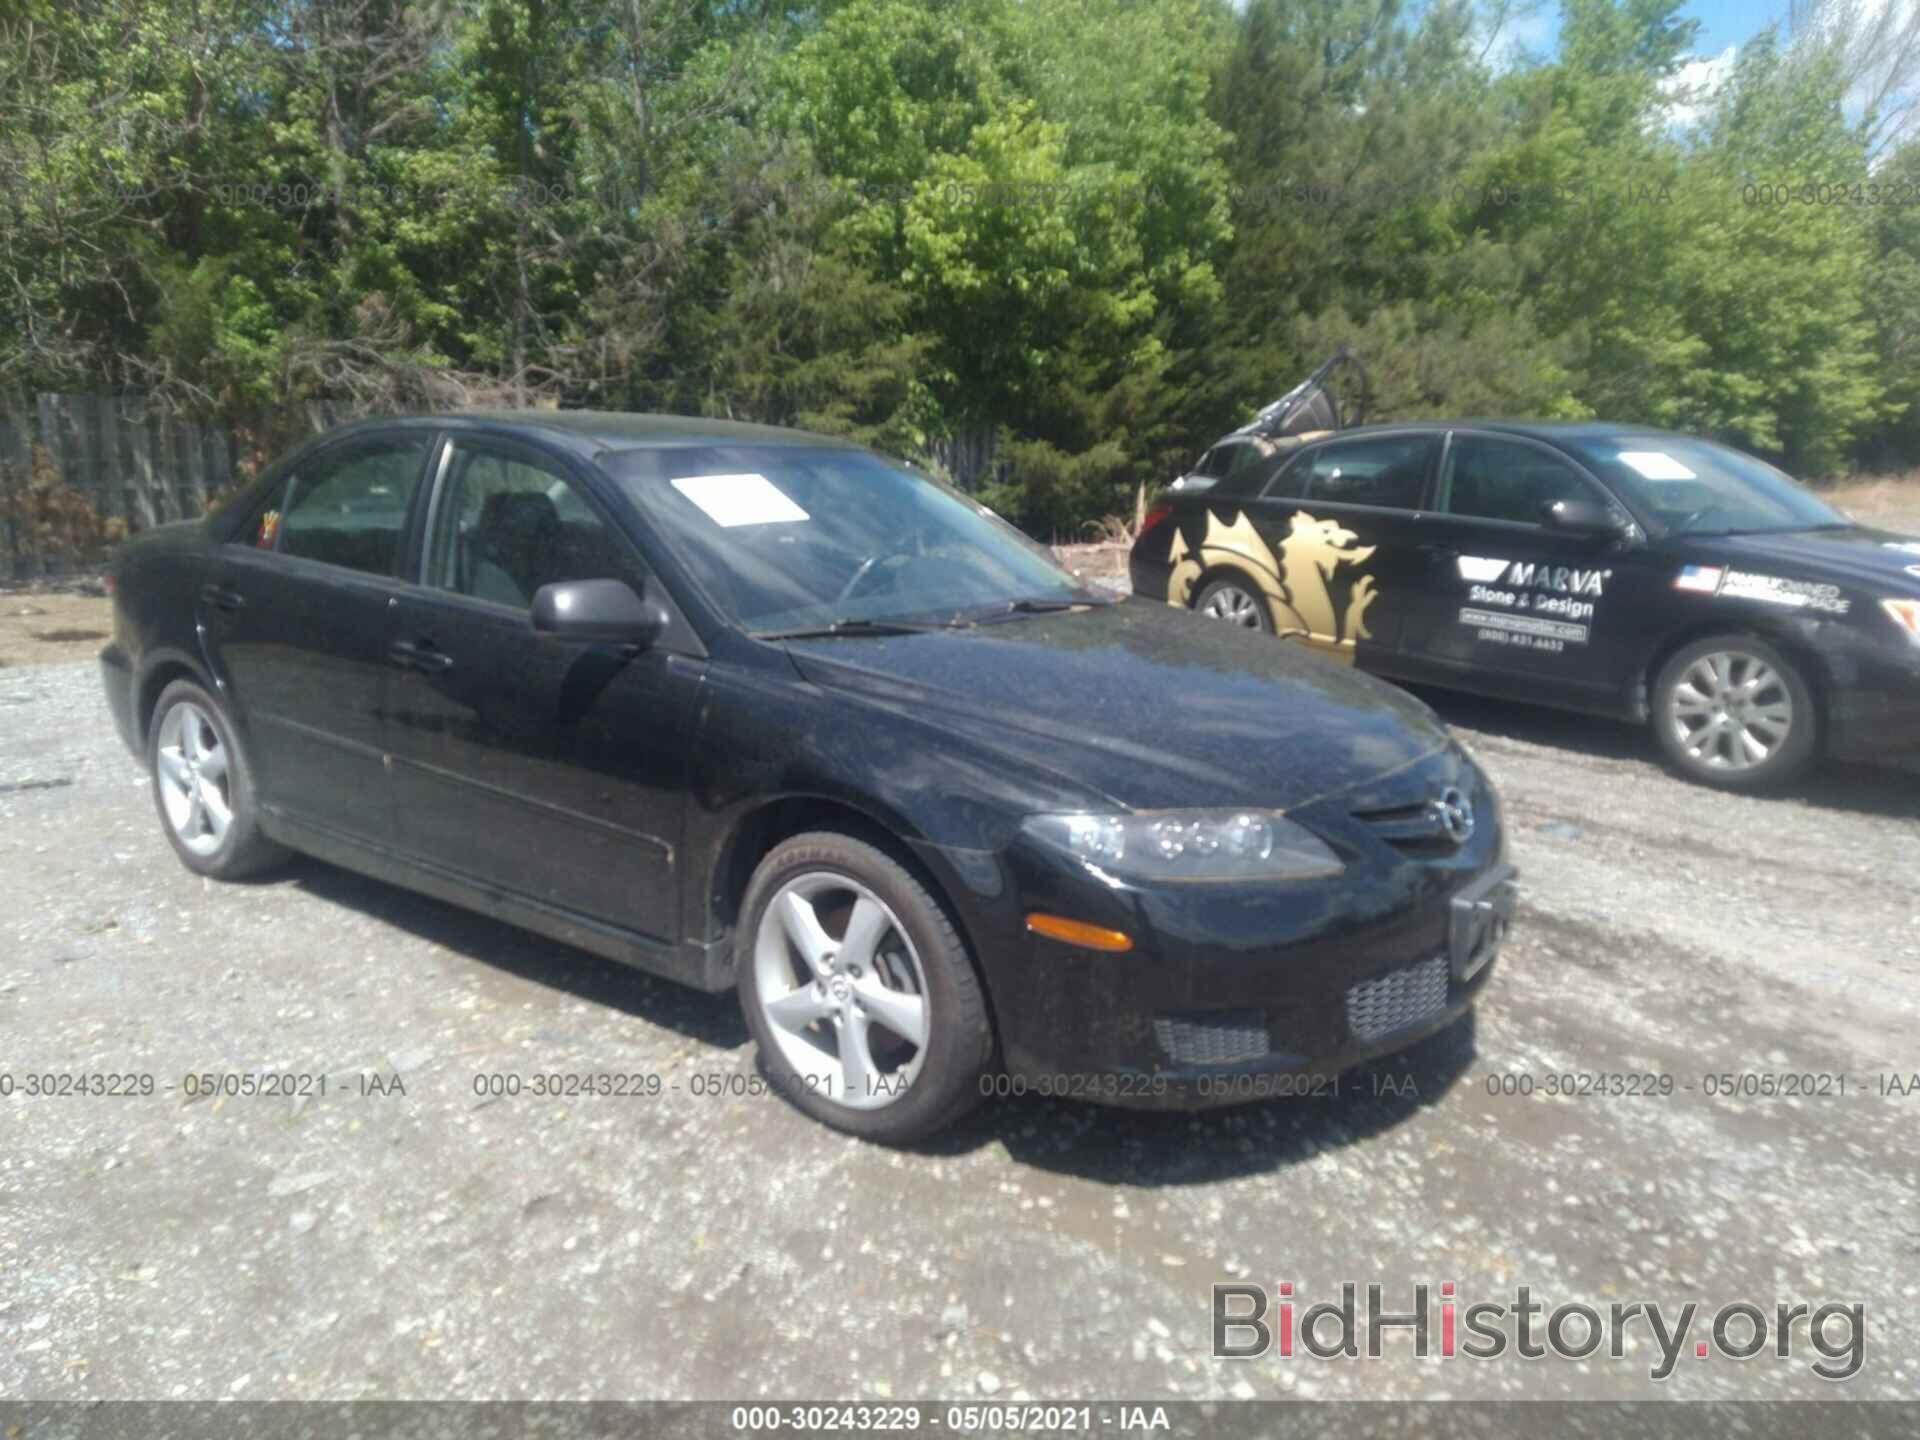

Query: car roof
left=1258, top=419, right=1694, bottom=449
left=314, top=410, right=857, bottom=460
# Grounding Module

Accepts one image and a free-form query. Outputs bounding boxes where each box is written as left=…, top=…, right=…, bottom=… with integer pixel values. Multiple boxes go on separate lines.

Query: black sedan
left=101, top=412, right=1514, bottom=1141
left=1131, top=421, right=1920, bottom=789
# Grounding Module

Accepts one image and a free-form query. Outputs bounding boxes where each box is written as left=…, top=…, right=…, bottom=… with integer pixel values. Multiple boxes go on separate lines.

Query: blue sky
left=1499, top=0, right=1790, bottom=67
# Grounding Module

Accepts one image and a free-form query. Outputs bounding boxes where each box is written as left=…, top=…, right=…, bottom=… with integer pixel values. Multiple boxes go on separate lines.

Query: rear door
left=1239, top=430, right=1438, bottom=664
left=1395, top=430, right=1651, bottom=703
left=197, top=431, right=432, bottom=844
left=383, top=434, right=702, bottom=941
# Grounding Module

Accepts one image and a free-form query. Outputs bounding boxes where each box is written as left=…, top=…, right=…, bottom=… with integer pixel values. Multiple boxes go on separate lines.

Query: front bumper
left=950, top=754, right=1517, bottom=1110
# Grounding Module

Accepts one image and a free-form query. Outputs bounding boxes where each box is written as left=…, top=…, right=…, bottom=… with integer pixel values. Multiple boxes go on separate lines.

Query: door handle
left=389, top=638, right=454, bottom=673
left=199, top=582, right=245, bottom=613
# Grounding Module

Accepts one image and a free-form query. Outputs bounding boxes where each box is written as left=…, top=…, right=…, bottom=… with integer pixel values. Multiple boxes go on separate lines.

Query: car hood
left=782, top=599, right=1451, bottom=813
left=1705, top=525, right=1920, bottom=592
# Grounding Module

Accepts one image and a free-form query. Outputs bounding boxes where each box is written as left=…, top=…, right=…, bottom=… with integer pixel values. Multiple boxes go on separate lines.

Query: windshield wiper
left=759, top=615, right=970, bottom=640
left=975, top=594, right=1115, bottom=620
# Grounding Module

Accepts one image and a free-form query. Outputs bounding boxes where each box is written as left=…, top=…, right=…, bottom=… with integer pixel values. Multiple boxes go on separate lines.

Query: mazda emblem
left=1431, top=787, right=1475, bottom=844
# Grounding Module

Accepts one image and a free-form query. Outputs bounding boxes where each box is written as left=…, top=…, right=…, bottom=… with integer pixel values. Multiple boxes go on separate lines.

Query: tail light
left=102, top=570, right=116, bottom=597
left=1137, top=504, right=1173, bottom=540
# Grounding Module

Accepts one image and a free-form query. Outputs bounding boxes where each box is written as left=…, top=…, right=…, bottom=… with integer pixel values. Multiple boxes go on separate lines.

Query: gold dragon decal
left=1167, top=509, right=1379, bottom=662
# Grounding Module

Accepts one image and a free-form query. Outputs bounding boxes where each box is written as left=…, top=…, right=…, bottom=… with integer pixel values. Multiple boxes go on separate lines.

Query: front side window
left=275, top=437, right=430, bottom=574
left=1440, top=435, right=1603, bottom=525
left=1300, top=435, right=1431, bottom=511
left=604, top=446, right=1100, bottom=636
left=425, top=444, right=637, bottom=610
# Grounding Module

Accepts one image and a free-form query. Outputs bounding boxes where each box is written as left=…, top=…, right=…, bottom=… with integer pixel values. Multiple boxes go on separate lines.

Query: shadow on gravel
left=1415, top=686, right=1920, bottom=821
left=276, top=857, right=750, bottom=1051
left=918, top=1012, right=1479, bottom=1187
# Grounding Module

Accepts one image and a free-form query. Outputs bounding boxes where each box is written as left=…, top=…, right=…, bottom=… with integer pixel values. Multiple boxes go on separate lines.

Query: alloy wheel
left=1200, top=583, right=1263, bottom=628
left=155, top=701, right=232, bottom=856
left=752, top=872, right=931, bottom=1110
left=1665, top=650, right=1794, bottom=772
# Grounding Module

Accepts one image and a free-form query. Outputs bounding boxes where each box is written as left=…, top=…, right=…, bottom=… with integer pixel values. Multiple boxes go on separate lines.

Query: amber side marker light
left=1025, top=912, right=1134, bottom=952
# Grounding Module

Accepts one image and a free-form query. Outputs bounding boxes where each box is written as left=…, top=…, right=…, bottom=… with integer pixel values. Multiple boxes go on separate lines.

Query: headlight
left=1021, top=809, right=1343, bottom=883
left=1882, top=598, right=1920, bottom=644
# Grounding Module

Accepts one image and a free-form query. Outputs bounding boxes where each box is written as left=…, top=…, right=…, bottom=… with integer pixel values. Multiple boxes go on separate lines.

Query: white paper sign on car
left=671, top=473, right=810, bottom=527
left=1616, top=450, right=1698, bottom=481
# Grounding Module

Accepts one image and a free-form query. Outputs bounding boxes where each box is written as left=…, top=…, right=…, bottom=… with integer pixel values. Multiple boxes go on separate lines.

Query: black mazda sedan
left=101, top=412, right=1514, bottom=1141
left=1131, top=421, right=1920, bottom=789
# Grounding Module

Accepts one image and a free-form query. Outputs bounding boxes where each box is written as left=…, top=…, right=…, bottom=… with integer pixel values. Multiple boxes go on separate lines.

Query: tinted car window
left=1194, top=445, right=1230, bottom=479
left=426, top=444, right=636, bottom=610
left=278, top=437, right=429, bottom=574
left=1300, top=435, right=1431, bottom=510
left=1441, top=435, right=1599, bottom=525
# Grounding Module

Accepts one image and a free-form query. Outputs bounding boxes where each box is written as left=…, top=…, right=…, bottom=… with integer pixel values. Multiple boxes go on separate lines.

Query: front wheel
left=1651, top=635, right=1817, bottom=789
left=737, top=832, right=993, bottom=1143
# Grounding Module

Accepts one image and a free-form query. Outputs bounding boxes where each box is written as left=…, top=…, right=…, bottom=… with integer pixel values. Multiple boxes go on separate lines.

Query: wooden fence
left=0, top=392, right=1004, bottom=579
left=0, top=393, right=357, bottom=578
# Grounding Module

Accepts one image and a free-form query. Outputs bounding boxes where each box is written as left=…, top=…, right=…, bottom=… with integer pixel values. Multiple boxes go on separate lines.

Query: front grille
left=1152, top=1010, right=1270, bottom=1066
left=1345, top=955, right=1450, bottom=1043
left=1351, top=800, right=1456, bottom=854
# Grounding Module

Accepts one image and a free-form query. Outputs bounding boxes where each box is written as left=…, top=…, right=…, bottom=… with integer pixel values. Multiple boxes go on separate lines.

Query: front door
left=1397, top=430, right=1651, bottom=706
left=197, top=432, right=433, bottom=844
left=383, top=435, right=701, bottom=941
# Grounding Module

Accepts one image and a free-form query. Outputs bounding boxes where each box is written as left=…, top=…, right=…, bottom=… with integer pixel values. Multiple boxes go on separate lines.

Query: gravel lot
left=3, top=649, right=1919, bottom=1405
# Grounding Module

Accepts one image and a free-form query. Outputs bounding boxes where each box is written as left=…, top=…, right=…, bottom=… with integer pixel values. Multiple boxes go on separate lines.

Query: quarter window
left=425, top=445, right=636, bottom=610
left=1441, top=435, right=1602, bottom=525
left=1299, top=435, right=1431, bottom=511
left=276, top=437, right=430, bottom=575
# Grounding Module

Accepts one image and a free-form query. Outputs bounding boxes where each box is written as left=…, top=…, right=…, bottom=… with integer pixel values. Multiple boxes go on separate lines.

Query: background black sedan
left=1131, top=421, right=1920, bottom=788
left=101, top=412, right=1513, bottom=1141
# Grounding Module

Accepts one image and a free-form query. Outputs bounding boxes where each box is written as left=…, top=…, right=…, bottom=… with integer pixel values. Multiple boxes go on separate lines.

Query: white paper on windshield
left=1616, top=450, right=1697, bottom=481
left=671, top=473, right=810, bottom=527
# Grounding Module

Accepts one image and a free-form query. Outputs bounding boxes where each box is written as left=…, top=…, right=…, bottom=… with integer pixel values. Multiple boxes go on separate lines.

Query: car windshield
left=604, top=445, right=1100, bottom=635
left=1566, top=436, right=1847, bottom=536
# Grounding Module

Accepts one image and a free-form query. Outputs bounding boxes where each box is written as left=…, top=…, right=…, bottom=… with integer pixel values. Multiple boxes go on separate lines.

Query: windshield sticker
left=1675, top=565, right=1849, bottom=615
left=670, top=473, right=810, bottom=527
left=1617, top=450, right=1698, bottom=481
left=1166, top=509, right=1378, bottom=663
left=256, top=508, right=281, bottom=548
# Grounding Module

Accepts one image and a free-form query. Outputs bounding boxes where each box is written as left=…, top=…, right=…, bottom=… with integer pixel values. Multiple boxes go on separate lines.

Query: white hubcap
left=156, top=701, right=233, bottom=856
left=753, top=873, right=930, bottom=1111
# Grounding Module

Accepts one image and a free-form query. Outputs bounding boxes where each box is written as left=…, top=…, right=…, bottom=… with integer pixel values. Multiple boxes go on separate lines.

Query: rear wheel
left=737, top=832, right=992, bottom=1143
left=1194, top=575, right=1272, bottom=633
left=1652, top=635, right=1817, bottom=789
left=148, top=679, right=288, bottom=878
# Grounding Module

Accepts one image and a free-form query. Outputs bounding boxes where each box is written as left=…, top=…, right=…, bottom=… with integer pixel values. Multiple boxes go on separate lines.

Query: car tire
left=1651, top=634, right=1818, bottom=789
left=148, top=679, right=289, bottom=879
left=737, top=831, right=993, bottom=1143
left=1194, top=575, right=1273, bottom=633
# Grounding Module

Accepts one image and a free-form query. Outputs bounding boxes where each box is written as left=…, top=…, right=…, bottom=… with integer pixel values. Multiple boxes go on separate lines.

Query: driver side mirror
left=1543, top=497, right=1626, bottom=537
left=531, top=578, right=669, bottom=649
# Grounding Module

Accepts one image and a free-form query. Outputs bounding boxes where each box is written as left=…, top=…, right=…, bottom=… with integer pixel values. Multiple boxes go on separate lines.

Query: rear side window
left=1441, top=435, right=1600, bottom=525
left=275, top=438, right=430, bottom=575
left=1299, top=435, right=1432, bottom=511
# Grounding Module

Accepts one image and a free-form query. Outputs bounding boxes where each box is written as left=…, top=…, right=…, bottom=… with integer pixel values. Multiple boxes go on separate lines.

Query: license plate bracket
left=1450, top=864, right=1518, bottom=982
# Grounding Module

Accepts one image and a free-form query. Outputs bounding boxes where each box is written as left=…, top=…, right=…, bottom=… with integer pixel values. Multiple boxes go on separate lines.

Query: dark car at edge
left=101, top=412, right=1515, bottom=1141
left=1131, top=419, right=1920, bottom=789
